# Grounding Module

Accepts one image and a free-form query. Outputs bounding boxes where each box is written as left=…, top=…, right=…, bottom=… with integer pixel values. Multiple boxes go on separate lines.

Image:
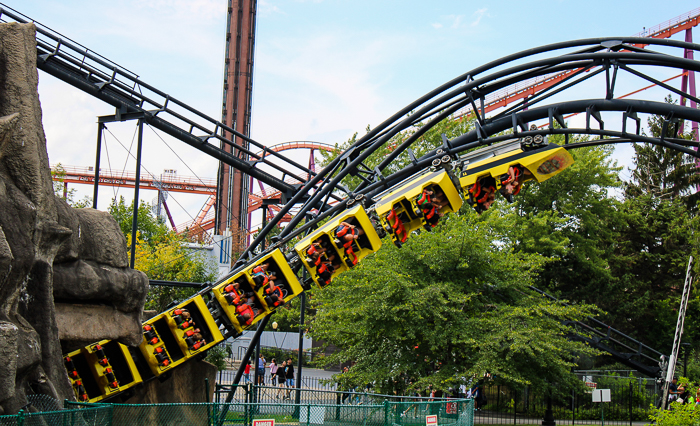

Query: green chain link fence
left=0, top=403, right=113, bottom=426
left=0, top=398, right=473, bottom=426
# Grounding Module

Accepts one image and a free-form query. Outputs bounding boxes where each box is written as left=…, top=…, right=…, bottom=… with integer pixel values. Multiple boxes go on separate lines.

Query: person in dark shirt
left=284, top=358, right=295, bottom=399
left=669, top=377, right=680, bottom=403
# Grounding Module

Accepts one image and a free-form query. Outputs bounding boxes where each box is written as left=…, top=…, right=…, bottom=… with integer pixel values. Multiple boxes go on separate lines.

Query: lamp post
left=682, top=342, right=691, bottom=377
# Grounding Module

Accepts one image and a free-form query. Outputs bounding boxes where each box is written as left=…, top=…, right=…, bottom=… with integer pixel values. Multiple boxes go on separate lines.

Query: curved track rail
left=3, top=3, right=698, bottom=403
left=243, top=37, right=700, bottom=265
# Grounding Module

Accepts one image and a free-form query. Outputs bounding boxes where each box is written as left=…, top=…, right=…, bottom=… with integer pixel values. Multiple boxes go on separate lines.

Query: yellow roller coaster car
left=374, top=169, right=463, bottom=247
left=64, top=339, right=142, bottom=403
left=213, top=249, right=304, bottom=334
left=138, top=295, right=224, bottom=376
left=295, top=205, right=382, bottom=288
left=460, top=143, right=574, bottom=212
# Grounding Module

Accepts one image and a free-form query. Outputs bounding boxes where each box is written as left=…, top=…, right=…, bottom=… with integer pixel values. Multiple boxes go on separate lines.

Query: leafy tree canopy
left=309, top=212, right=599, bottom=395
left=625, top=95, right=700, bottom=210
left=503, top=142, right=623, bottom=307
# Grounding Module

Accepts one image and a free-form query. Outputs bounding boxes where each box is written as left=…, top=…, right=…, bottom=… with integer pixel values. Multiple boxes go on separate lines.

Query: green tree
left=309, top=212, right=599, bottom=395
left=108, top=196, right=218, bottom=312
left=109, top=196, right=168, bottom=243
left=625, top=95, right=700, bottom=210
left=606, top=195, right=697, bottom=350
left=130, top=230, right=218, bottom=312
left=504, top=142, right=623, bottom=310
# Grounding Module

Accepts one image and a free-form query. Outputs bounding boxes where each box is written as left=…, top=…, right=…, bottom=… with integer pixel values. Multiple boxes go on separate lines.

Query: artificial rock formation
left=0, top=22, right=149, bottom=414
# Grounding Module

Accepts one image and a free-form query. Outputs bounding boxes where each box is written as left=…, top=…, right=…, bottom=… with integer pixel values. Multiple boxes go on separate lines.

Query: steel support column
left=129, top=119, right=144, bottom=269
left=217, top=0, right=258, bottom=245
left=218, top=314, right=271, bottom=426
left=679, top=28, right=699, bottom=190
left=92, top=122, right=103, bottom=209
left=294, top=292, right=306, bottom=407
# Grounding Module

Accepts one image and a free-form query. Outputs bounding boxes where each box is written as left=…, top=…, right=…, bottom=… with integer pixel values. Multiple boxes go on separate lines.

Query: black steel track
left=242, top=37, right=700, bottom=263
left=5, top=2, right=698, bottom=379
left=530, top=286, right=664, bottom=378
left=0, top=3, right=312, bottom=199
left=6, top=1, right=698, bottom=265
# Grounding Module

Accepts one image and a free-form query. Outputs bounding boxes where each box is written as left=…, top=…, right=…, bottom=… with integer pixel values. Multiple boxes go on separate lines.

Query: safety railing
left=0, top=403, right=113, bottom=426
left=0, top=398, right=473, bottom=426
left=0, top=2, right=315, bottom=190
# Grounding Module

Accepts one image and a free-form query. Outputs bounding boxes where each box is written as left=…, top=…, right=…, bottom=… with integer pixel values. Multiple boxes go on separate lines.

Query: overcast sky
left=8, top=0, right=700, bottom=229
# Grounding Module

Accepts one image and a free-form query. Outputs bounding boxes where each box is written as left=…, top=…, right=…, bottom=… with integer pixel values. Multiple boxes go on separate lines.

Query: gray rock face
left=0, top=22, right=149, bottom=414
left=53, top=202, right=148, bottom=350
left=122, top=360, right=218, bottom=404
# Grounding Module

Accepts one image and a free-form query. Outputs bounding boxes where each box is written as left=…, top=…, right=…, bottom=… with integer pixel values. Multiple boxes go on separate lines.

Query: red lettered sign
left=253, top=420, right=275, bottom=426
left=426, top=415, right=438, bottom=426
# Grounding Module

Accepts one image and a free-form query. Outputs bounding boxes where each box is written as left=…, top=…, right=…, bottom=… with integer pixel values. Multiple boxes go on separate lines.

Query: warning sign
left=426, top=414, right=438, bottom=426
left=253, top=420, right=275, bottom=426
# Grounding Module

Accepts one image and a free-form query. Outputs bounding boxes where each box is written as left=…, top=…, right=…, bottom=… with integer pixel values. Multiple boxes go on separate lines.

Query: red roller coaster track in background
left=53, top=8, right=699, bottom=242
left=52, top=141, right=336, bottom=242
left=454, top=8, right=700, bottom=120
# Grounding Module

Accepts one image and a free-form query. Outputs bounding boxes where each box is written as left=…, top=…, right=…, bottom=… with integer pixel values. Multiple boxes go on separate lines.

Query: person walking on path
left=284, top=358, right=295, bottom=399
left=276, top=361, right=286, bottom=399
left=257, top=354, right=266, bottom=384
left=269, top=358, right=278, bottom=386
left=244, top=361, right=251, bottom=383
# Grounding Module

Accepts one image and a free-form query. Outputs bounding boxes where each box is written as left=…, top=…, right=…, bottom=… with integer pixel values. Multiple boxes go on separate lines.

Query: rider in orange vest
left=336, top=222, right=364, bottom=266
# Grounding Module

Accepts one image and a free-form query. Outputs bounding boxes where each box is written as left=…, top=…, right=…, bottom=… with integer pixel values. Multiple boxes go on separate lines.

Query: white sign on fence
left=592, top=388, right=611, bottom=403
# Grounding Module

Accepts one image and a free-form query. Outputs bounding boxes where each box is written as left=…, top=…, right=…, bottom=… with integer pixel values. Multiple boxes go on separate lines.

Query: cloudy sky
left=8, top=0, right=700, bottom=228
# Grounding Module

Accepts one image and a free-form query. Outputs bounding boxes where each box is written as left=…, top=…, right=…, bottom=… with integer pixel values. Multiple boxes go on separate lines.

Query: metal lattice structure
left=240, top=37, right=700, bottom=266
left=3, top=1, right=700, bottom=407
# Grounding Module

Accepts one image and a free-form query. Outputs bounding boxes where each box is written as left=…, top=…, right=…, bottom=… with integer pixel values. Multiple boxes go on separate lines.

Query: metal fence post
left=513, top=389, right=517, bottom=425
left=384, top=400, right=389, bottom=426
left=336, top=391, right=341, bottom=420
left=17, top=409, right=24, bottom=426
left=306, top=405, right=311, bottom=426
left=62, top=400, right=69, bottom=426
left=629, top=381, right=633, bottom=426
left=206, top=378, right=212, bottom=425
left=497, top=384, right=501, bottom=414
left=572, top=388, right=575, bottom=425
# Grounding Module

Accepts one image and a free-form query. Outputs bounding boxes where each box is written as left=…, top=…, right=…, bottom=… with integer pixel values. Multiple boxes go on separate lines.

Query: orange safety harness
left=153, top=346, right=170, bottom=366
left=386, top=209, right=408, bottom=243
left=335, top=224, right=358, bottom=239
left=143, top=324, right=159, bottom=345
left=342, top=239, right=359, bottom=265
left=223, top=284, right=244, bottom=305
left=105, top=367, right=118, bottom=389
left=500, top=165, right=524, bottom=196
left=236, top=303, right=254, bottom=326
left=94, top=344, right=108, bottom=367
left=336, top=224, right=361, bottom=265
left=317, top=261, right=334, bottom=284
left=184, top=328, right=205, bottom=350
left=65, top=356, right=79, bottom=379
left=416, top=190, right=432, bottom=208
left=74, top=380, right=88, bottom=401
left=306, top=244, right=323, bottom=266
left=265, top=285, right=285, bottom=307
left=469, top=180, right=495, bottom=204
left=251, top=265, right=271, bottom=287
